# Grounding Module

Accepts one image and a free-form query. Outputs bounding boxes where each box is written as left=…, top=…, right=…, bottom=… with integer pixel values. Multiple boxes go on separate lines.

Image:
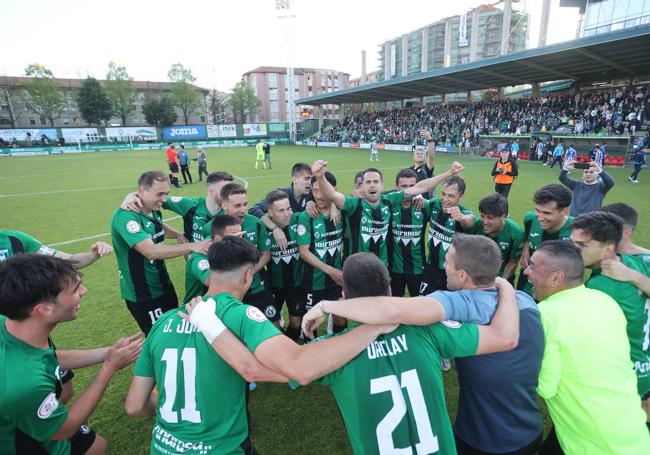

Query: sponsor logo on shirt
left=198, top=259, right=209, bottom=271
left=37, top=392, right=59, bottom=419
left=246, top=306, right=267, bottom=322
left=126, top=220, right=141, bottom=234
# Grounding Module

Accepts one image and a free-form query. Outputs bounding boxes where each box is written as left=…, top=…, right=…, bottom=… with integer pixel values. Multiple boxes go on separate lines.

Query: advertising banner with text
left=207, top=124, right=237, bottom=138
left=162, top=125, right=207, bottom=140
left=243, top=124, right=267, bottom=136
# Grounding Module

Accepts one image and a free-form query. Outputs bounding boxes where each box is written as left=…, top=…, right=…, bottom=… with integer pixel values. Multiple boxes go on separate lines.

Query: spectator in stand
left=178, top=144, right=192, bottom=184
left=629, top=146, right=646, bottom=183
left=559, top=160, right=614, bottom=217
left=550, top=141, right=564, bottom=169
left=491, top=149, right=518, bottom=199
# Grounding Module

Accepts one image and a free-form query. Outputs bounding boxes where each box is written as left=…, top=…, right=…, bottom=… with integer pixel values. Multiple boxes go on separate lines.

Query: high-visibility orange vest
left=494, top=160, right=515, bottom=184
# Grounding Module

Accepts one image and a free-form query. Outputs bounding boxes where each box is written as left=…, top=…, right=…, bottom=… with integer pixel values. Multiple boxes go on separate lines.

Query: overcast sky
left=0, top=0, right=580, bottom=92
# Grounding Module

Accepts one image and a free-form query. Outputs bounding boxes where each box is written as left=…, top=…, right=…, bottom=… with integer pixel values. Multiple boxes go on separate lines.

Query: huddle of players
left=3, top=135, right=650, bottom=454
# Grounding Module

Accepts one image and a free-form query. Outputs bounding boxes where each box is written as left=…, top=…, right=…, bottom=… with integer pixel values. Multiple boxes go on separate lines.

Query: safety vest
left=494, top=160, right=515, bottom=184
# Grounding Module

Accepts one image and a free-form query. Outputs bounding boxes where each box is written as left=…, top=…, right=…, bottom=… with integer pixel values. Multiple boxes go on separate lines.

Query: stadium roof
left=296, top=24, right=650, bottom=106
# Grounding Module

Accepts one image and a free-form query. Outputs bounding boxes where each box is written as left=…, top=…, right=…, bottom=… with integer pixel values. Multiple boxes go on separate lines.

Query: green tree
left=105, top=61, right=137, bottom=126
left=77, top=77, right=112, bottom=126
left=229, top=80, right=261, bottom=123
left=167, top=63, right=202, bottom=125
left=21, top=64, right=65, bottom=127
left=142, top=95, right=177, bottom=128
left=208, top=89, right=229, bottom=124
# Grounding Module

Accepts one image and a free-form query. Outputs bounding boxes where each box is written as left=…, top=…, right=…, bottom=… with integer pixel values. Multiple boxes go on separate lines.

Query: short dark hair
left=534, top=184, right=572, bottom=209
left=479, top=193, right=508, bottom=218
left=220, top=183, right=246, bottom=201
left=536, top=240, right=584, bottom=284
left=443, top=175, right=466, bottom=195
left=207, top=236, right=260, bottom=273
left=451, top=234, right=501, bottom=286
left=0, top=255, right=80, bottom=321
left=342, top=253, right=390, bottom=298
left=210, top=214, right=240, bottom=239
left=354, top=171, right=364, bottom=184
left=363, top=168, right=383, bottom=181
left=395, top=168, right=417, bottom=186
left=291, top=163, right=312, bottom=177
left=311, top=171, right=337, bottom=187
left=570, top=212, right=623, bottom=246
left=206, top=171, right=234, bottom=186
left=601, top=203, right=638, bottom=231
left=138, top=171, right=167, bottom=189
left=266, top=189, right=289, bottom=207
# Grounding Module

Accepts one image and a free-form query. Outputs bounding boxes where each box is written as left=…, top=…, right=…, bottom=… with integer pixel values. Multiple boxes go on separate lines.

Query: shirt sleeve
left=133, top=335, right=155, bottom=378
left=342, top=196, right=360, bottom=214
left=11, top=231, right=58, bottom=256
left=429, top=290, right=494, bottom=324
left=255, top=220, right=270, bottom=252
left=424, top=322, right=479, bottom=359
left=219, top=301, right=282, bottom=352
left=383, top=191, right=405, bottom=206
left=295, top=212, right=312, bottom=246
left=191, top=257, right=210, bottom=286
left=6, top=380, right=69, bottom=442
left=162, top=196, right=197, bottom=216
left=112, top=211, right=150, bottom=248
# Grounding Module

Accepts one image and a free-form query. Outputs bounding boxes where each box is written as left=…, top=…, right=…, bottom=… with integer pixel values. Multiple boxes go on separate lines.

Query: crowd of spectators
left=319, top=85, right=650, bottom=146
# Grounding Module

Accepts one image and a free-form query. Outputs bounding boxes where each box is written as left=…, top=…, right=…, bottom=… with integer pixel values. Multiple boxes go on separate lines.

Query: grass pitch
left=1, top=145, right=648, bottom=454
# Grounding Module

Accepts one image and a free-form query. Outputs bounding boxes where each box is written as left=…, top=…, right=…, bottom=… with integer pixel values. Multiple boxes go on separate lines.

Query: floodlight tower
left=276, top=0, right=296, bottom=143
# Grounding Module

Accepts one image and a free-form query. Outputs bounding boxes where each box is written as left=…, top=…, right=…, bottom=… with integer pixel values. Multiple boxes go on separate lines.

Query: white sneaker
left=633, top=180, right=640, bottom=183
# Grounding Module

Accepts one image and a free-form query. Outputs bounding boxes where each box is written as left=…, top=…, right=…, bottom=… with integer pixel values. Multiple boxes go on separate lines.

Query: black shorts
left=299, top=286, right=342, bottom=315
left=14, top=425, right=96, bottom=454
left=69, top=425, right=98, bottom=455
left=419, top=265, right=448, bottom=295
left=126, top=287, right=178, bottom=335
left=168, top=162, right=179, bottom=173
left=272, top=286, right=302, bottom=317
left=244, top=286, right=281, bottom=322
left=390, top=272, right=423, bottom=297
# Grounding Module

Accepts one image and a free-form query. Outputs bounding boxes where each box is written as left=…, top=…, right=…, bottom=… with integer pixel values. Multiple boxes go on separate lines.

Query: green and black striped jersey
left=163, top=196, right=220, bottom=242
left=0, top=230, right=57, bottom=262
left=267, top=213, right=301, bottom=289
left=390, top=204, right=428, bottom=275
left=472, top=218, right=524, bottom=276
left=110, top=208, right=174, bottom=302
left=425, top=198, right=477, bottom=270
left=296, top=211, right=344, bottom=291
left=342, top=192, right=405, bottom=263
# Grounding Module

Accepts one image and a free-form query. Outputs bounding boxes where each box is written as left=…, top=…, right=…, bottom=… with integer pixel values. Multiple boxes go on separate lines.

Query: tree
left=142, top=95, right=177, bottom=128
left=21, top=64, right=65, bottom=127
left=167, top=63, right=202, bottom=125
left=0, top=86, right=25, bottom=128
left=105, top=61, right=137, bottom=126
left=77, top=77, right=112, bottom=126
left=208, top=89, right=229, bottom=124
left=229, top=80, right=261, bottom=123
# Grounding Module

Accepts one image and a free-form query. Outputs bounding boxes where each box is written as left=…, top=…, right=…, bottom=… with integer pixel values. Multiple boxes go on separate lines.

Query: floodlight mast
left=276, top=0, right=296, bottom=144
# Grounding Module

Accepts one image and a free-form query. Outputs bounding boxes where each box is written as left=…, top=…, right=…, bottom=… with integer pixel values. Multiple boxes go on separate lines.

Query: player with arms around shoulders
left=126, top=237, right=394, bottom=455
left=110, top=171, right=210, bottom=334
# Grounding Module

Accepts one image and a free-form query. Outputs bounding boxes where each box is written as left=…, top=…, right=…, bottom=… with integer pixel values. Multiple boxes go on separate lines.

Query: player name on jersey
left=367, top=334, right=409, bottom=359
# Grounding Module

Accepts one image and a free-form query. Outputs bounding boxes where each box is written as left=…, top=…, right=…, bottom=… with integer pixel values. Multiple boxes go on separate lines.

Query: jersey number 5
left=159, top=348, right=202, bottom=424
left=370, top=369, right=438, bottom=454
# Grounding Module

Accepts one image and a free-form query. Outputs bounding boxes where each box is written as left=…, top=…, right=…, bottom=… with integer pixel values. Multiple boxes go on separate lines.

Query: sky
left=0, top=0, right=581, bottom=92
